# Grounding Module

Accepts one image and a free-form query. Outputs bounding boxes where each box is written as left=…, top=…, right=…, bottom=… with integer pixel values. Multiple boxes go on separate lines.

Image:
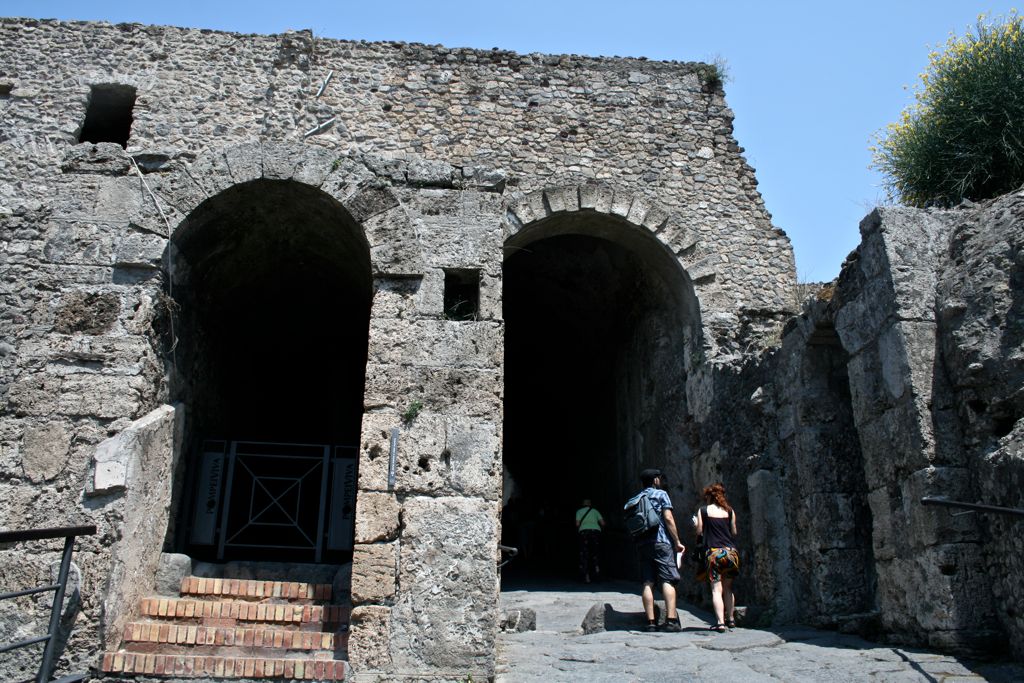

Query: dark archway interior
left=502, top=218, right=698, bottom=584
left=169, top=179, right=371, bottom=563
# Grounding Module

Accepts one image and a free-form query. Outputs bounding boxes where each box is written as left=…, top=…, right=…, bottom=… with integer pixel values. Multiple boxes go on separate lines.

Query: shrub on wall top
left=873, top=13, right=1024, bottom=207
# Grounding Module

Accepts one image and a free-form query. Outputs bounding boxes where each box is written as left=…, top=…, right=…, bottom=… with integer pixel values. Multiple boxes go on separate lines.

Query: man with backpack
left=624, top=468, right=685, bottom=632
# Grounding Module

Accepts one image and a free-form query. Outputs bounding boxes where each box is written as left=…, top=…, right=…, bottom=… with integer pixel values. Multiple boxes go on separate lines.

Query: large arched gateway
left=168, top=179, right=371, bottom=564
left=1, top=19, right=821, bottom=682
left=502, top=208, right=702, bottom=581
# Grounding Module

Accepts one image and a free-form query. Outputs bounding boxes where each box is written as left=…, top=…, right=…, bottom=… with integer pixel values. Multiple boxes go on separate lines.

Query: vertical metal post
left=36, top=534, right=75, bottom=683
left=217, top=442, right=239, bottom=561
left=387, top=428, right=399, bottom=492
left=314, top=445, right=330, bottom=563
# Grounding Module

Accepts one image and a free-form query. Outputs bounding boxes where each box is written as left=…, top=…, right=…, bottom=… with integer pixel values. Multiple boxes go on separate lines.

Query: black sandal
left=726, top=619, right=736, bottom=630
left=711, top=623, right=727, bottom=633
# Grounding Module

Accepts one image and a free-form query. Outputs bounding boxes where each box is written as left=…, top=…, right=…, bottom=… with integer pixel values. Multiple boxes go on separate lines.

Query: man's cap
left=640, top=468, right=662, bottom=480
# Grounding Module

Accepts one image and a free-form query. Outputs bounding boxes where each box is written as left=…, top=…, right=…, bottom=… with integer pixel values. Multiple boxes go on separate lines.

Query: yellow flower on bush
left=872, top=12, right=1024, bottom=206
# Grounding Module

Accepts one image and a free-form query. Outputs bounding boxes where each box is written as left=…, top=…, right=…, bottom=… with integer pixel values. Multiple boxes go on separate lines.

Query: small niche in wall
left=443, top=268, right=480, bottom=321
left=79, top=84, right=136, bottom=147
left=0, top=84, right=12, bottom=99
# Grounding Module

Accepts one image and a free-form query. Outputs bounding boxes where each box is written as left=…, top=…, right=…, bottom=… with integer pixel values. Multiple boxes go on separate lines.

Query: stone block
left=867, top=486, right=901, bottom=562
left=362, top=206, right=423, bottom=275
left=52, top=290, right=121, bottom=335
left=354, top=492, right=401, bottom=543
left=343, top=184, right=400, bottom=223
left=462, top=166, right=507, bottom=192
left=155, top=553, right=192, bottom=596
left=98, top=404, right=184, bottom=648
left=42, top=221, right=117, bottom=266
left=288, top=144, right=339, bottom=188
left=370, top=275, right=424, bottom=320
left=800, top=493, right=867, bottom=550
left=93, top=175, right=148, bottom=224
left=114, top=231, right=166, bottom=268
left=20, top=422, right=70, bottom=483
left=256, top=141, right=303, bottom=181
left=351, top=541, right=398, bottom=603
left=902, top=467, right=981, bottom=548
left=222, top=142, right=263, bottom=185
left=366, top=319, right=503, bottom=370
left=57, top=375, right=144, bottom=420
left=543, top=186, right=577, bottom=214
left=808, top=548, right=873, bottom=616
left=746, top=469, right=798, bottom=623
left=835, top=276, right=897, bottom=356
left=579, top=183, right=614, bottom=213
left=500, top=608, right=536, bottom=633
left=626, top=195, right=652, bottom=226
left=361, top=363, right=502, bottom=416
left=6, top=375, right=62, bottom=417
left=407, top=159, right=455, bottom=188
left=390, top=496, right=497, bottom=672
left=657, top=216, right=697, bottom=256
left=610, top=190, right=634, bottom=218
left=60, top=142, right=132, bottom=175
left=522, top=190, right=548, bottom=223
left=444, top=417, right=501, bottom=500
left=347, top=606, right=392, bottom=670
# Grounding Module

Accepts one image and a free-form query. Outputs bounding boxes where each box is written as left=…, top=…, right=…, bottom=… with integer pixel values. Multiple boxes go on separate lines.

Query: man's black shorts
left=638, top=541, right=680, bottom=585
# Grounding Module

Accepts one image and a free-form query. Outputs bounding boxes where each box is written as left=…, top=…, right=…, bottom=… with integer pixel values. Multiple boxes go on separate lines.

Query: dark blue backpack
left=623, top=491, right=661, bottom=538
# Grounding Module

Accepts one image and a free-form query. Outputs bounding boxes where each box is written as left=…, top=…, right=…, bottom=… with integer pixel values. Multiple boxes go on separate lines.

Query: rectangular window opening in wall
left=443, top=268, right=480, bottom=321
left=0, top=84, right=12, bottom=99
left=79, top=84, right=136, bottom=147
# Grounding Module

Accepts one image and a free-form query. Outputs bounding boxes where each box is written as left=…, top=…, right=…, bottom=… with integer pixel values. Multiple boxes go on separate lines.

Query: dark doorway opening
left=502, top=216, right=700, bottom=586
left=168, top=179, right=371, bottom=564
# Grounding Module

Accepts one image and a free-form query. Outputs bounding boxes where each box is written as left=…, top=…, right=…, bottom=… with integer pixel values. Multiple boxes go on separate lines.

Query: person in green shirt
left=575, top=498, right=606, bottom=583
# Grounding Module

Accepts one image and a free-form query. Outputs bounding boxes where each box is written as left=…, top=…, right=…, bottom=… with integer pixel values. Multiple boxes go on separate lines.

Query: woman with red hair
left=694, top=482, right=740, bottom=632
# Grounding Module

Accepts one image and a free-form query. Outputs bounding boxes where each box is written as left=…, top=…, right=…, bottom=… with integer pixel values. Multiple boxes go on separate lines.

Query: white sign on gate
left=190, top=445, right=226, bottom=546
left=327, top=451, right=358, bottom=551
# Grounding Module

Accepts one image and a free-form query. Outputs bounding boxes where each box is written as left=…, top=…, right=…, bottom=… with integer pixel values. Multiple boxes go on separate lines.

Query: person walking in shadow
left=575, top=498, right=605, bottom=583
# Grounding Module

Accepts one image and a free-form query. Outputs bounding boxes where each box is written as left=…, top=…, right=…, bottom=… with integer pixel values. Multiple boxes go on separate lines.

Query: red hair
left=701, top=483, right=732, bottom=513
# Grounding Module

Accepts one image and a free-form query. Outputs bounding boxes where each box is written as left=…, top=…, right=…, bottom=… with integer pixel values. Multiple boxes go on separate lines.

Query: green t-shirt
left=576, top=506, right=604, bottom=532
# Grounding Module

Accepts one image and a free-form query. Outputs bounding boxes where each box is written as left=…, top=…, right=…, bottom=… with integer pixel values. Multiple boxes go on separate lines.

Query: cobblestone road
left=496, top=581, right=1024, bottom=682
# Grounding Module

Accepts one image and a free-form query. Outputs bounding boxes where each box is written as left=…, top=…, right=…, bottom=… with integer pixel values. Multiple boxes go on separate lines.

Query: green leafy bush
left=873, top=13, right=1024, bottom=207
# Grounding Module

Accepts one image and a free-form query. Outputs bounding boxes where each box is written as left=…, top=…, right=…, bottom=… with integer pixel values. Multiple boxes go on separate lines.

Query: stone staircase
left=100, top=576, right=349, bottom=680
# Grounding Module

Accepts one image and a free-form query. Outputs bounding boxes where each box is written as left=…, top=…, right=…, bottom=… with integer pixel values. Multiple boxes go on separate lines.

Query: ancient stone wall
left=0, top=17, right=794, bottom=680
left=698, top=190, right=1024, bottom=659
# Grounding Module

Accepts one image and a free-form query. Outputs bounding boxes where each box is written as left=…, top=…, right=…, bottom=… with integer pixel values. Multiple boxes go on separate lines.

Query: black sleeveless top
left=701, top=507, right=735, bottom=549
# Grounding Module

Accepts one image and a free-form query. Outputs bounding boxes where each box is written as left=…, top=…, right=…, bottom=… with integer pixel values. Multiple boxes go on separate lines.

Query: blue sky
left=4, top=1, right=1017, bottom=280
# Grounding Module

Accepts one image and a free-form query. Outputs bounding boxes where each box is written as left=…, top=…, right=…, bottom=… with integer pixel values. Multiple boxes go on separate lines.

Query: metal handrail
left=498, top=544, right=519, bottom=569
left=920, top=497, right=1024, bottom=518
left=0, top=525, right=96, bottom=683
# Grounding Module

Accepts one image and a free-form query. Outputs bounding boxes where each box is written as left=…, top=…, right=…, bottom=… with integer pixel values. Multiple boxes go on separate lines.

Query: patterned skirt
left=696, top=546, right=740, bottom=583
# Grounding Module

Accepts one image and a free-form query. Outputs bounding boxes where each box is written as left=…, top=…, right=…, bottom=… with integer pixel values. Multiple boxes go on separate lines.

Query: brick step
left=140, top=598, right=350, bottom=626
left=101, top=652, right=346, bottom=679
left=180, top=576, right=332, bottom=602
left=122, top=621, right=346, bottom=651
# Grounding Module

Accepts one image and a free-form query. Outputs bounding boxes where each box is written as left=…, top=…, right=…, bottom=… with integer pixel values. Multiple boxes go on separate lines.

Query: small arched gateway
left=501, top=187, right=704, bottom=582
left=168, top=176, right=371, bottom=565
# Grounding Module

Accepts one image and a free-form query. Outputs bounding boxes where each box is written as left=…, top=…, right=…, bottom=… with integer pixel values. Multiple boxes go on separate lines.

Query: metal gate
left=189, top=440, right=357, bottom=563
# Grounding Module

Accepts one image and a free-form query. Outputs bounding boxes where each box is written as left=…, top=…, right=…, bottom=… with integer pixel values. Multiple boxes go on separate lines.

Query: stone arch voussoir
left=503, top=183, right=718, bottom=286
left=159, top=143, right=423, bottom=272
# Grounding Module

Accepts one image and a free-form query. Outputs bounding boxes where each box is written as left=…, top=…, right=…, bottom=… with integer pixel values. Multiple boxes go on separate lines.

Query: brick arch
left=503, top=183, right=718, bottom=286
left=155, top=141, right=423, bottom=274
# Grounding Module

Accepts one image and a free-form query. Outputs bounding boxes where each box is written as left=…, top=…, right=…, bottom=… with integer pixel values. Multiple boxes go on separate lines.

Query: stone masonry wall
left=696, top=191, right=1024, bottom=659
left=0, top=17, right=795, bottom=681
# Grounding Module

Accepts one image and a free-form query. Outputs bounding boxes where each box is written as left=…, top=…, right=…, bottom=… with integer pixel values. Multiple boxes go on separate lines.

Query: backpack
left=623, top=491, right=661, bottom=538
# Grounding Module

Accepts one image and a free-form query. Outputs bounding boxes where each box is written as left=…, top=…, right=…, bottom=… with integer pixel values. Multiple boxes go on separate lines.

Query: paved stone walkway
left=496, top=581, right=1024, bottom=682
